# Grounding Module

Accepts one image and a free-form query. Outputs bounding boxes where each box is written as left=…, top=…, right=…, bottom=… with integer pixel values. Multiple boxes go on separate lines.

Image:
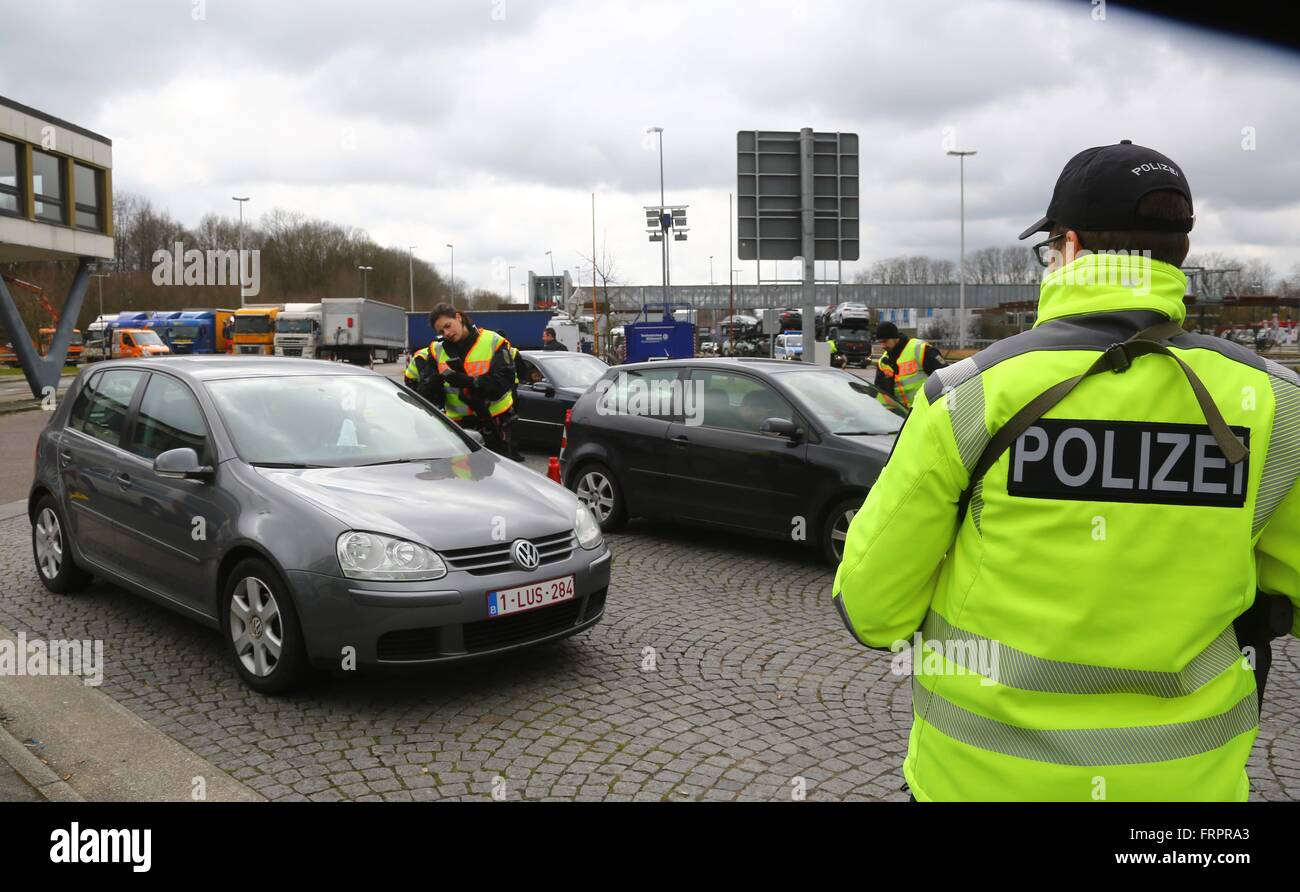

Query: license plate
left=487, top=575, right=575, bottom=618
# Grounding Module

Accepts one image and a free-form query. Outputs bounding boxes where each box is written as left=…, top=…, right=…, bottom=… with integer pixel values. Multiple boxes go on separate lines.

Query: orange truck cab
left=38, top=328, right=83, bottom=364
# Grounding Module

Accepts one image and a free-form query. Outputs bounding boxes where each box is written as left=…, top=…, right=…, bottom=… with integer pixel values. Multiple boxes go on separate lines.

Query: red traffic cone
left=547, top=457, right=562, bottom=484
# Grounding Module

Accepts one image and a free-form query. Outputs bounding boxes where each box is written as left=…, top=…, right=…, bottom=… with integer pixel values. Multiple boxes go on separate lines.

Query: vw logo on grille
left=511, top=539, right=540, bottom=571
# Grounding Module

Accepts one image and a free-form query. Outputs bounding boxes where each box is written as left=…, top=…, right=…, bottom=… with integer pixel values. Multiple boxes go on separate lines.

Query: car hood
left=253, top=451, right=579, bottom=550
left=829, top=432, right=897, bottom=456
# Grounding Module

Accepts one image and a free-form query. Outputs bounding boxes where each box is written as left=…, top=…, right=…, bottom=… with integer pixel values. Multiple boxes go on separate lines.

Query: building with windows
left=0, top=96, right=114, bottom=397
left=1, top=96, right=114, bottom=262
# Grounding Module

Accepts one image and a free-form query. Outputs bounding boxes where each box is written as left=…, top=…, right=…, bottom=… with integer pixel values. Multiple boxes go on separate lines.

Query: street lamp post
left=408, top=246, right=416, bottom=312
left=358, top=265, right=373, bottom=299
left=544, top=250, right=556, bottom=309
left=946, top=149, right=976, bottom=349
left=507, top=265, right=516, bottom=304
left=445, top=244, right=455, bottom=302
left=232, top=196, right=250, bottom=308
left=647, top=126, right=668, bottom=304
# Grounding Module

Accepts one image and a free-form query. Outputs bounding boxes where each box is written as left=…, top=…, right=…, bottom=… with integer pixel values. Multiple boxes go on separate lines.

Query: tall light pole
left=91, top=272, right=108, bottom=318
left=507, top=265, right=516, bottom=304
left=358, top=265, right=373, bottom=299
left=408, top=246, right=416, bottom=312
left=232, top=196, right=250, bottom=307
left=647, top=126, right=668, bottom=304
left=445, top=244, right=455, bottom=302
left=545, top=250, right=555, bottom=309
left=709, top=255, right=714, bottom=286
left=946, top=149, right=976, bottom=349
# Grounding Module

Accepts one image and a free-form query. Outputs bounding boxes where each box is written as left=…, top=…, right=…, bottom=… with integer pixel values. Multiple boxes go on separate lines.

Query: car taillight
left=562, top=408, right=572, bottom=451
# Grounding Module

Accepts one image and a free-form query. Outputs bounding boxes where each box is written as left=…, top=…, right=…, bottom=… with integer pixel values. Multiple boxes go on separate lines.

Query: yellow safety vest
left=877, top=337, right=930, bottom=409
left=433, top=329, right=515, bottom=420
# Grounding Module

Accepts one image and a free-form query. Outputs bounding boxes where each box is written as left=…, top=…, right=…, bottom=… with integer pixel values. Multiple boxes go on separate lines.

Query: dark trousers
left=461, top=413, right=521, bottom=461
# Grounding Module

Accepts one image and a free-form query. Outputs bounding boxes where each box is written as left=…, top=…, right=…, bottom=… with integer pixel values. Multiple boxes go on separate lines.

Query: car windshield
left=133, top=330, right=165, bottom=346
left=783, top=335, right=803, bottom=347
left=277, top=318, right=315, bottom=333
left=539, top=355, right=608, bottom=389
left=206, top=374, right=473, bottom=467
left=778, top=370, right=905, bottom=434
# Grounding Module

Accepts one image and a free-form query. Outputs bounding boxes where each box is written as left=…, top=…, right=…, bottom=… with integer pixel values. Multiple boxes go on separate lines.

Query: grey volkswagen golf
left=29, top=357, right=611, bottom=694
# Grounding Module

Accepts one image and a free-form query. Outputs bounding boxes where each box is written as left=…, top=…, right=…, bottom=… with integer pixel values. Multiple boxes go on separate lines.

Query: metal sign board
left=736, top=130, right=858, bottom=261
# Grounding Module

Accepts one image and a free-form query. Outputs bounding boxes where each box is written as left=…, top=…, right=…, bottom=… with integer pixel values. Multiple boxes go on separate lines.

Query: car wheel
left=572, top=462, right=627, bottom=531
left=31, top=495, right=92, bottom=594
left=821, top=495, right=865, bottom=566
left=220, top=558, right=311, bottom=695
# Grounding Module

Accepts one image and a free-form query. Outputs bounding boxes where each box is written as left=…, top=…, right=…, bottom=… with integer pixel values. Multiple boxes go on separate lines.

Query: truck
left=82, top=314, right=116, bottom=362
left=148, top=309, right=235, bottom=355
left=405, top=309, right=579, bottom=354
left=311, top=298, right=406, bottom=364
left=232, top=304, right=283, bottom=355
left=272, top=302, right=323, bottom=358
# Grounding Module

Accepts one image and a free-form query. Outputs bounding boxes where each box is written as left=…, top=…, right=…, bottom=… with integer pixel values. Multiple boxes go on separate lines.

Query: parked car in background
left=30, top=356, right=611, bottom=694
left=561, top=357, right=906, bottom=564
left=512, top=350, right=610, bottom=452
left=774, top=332, right=803, bottom=361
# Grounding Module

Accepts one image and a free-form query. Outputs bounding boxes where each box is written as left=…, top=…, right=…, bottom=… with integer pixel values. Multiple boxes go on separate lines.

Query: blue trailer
left=624, top=303, right=695, bottom=363
left=406, top=309, right=567, bottom=352
left=146, top=309, right=235, bottom=354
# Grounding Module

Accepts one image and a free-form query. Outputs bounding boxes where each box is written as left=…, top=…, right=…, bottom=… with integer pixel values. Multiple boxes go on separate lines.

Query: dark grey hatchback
left=29, top=357, right=611, bottom=693
left=561, top=358, right=906, bottom=564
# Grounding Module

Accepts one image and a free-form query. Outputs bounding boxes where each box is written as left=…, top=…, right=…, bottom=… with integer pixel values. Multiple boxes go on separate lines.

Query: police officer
left=403, top=344, right=438, bottom=401
left=422, top=303, right=522, bottom=460
left=873, top=321, right=944, bottom=409
left=833, top=141, right=1300, bottom=801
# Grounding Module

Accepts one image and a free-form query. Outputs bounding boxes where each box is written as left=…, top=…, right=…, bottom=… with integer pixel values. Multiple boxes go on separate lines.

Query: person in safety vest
left=403, top=344, right=437, bottom=400
left=422, top=303, right=522, bottom=461
left=833, top=140, right=1300, bottom=802
left=827, top=330, right=847, bottom=369
left=873, top=321, right=944, bottom=410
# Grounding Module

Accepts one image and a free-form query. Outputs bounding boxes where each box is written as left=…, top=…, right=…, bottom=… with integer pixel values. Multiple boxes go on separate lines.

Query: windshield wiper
left=251, top=461, right=331, bottom=469
left=355, top=457, right=444, bottom=467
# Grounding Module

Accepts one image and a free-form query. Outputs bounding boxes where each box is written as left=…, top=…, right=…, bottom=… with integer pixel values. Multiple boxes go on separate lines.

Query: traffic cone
left=547, top=457, right=562, bottom=484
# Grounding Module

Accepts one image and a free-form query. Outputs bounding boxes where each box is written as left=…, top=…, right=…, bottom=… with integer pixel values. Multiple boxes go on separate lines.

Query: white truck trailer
left=317, top=298, right=406, bottom=365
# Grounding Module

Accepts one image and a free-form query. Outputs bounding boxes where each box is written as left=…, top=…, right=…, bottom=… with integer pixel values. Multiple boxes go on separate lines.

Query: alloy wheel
left=230, top=576, right=284, bottom=677
left=576, top=471, right=616, bottom=523
left=34, top=507, right=62, bottom=579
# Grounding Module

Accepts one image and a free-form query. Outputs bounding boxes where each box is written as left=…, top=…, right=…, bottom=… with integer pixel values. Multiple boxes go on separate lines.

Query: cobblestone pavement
left=0, top=512, right=1297, bottom=801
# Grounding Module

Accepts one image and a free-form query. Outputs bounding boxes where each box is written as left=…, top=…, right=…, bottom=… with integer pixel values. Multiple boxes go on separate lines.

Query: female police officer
left=409, top=303, right=522, bottom=460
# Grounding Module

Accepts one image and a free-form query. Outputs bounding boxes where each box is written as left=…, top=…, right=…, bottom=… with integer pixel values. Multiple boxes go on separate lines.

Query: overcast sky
left=5, top=0, right=1298, bottom=296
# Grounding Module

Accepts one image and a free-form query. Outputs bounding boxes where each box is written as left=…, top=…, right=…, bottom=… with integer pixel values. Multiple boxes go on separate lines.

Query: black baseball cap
left=1018, top=140, right=1194, bottom=240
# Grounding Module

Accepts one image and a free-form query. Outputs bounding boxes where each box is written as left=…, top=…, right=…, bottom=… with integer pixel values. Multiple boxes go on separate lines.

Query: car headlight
left=574, top=505, right=603, bottom=550
left=336, top=531, right=447, bottom=581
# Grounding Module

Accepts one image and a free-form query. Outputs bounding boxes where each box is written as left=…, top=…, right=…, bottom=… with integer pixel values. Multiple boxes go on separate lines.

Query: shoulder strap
left=955, top=319, right=1247, bottom=524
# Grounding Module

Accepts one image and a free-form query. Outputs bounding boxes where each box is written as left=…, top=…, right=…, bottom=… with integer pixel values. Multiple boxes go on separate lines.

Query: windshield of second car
left=541, top=355, right=608, bottom=389
left=206, top=374, right=472, bottom=467
left=778, top=370, right=905, bottom=434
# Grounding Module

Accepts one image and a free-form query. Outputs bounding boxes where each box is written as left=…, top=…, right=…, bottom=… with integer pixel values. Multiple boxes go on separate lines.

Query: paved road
left=1, top=500, right=1297, bottom=801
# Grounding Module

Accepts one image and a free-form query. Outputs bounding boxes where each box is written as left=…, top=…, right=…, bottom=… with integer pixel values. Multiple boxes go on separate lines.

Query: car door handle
left=114, top=473, right=132, bottom=489
left=671, top=435, right=691, bottom=446
left=59, top=450, right=73, bottom=464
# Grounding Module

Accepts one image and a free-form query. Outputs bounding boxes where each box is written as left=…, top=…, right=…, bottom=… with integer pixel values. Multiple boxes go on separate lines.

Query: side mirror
left=760, top=417, right=802, bottom=442
left=464, top=429, right=486, bottom=447
left=153, top=447, right=214, bottom=480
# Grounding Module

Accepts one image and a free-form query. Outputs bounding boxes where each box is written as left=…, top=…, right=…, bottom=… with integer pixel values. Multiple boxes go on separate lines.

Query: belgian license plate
left=487, top=575, right=575, bottom=618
